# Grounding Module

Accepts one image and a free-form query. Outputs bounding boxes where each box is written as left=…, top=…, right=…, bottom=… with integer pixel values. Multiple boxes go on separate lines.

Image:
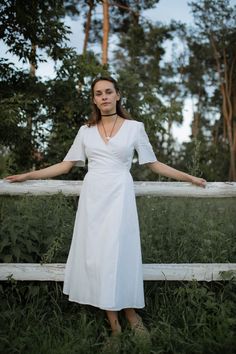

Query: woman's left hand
left=190, top=176, right=207, bottom=188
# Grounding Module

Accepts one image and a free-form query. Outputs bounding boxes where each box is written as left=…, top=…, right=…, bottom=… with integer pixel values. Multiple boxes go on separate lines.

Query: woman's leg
left=124, top=308, right=151, bottom=349
left=106, top=310, right=122, bottom=335
left=124, top=308, right=149, bottom=337
left=123, top=308, right=140, bottom=325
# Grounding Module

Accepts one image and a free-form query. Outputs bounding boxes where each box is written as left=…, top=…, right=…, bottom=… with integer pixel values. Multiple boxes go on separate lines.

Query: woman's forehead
left=93, top=80, right=115, bottom=91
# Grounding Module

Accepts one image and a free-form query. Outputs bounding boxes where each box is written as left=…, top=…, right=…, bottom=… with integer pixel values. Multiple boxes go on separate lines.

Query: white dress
left=62, top=120, right=157, bottom=311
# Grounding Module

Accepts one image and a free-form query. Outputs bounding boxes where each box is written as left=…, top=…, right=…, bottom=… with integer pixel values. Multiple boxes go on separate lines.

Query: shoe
left=130, top=314, right=151, bottom=342
left=130, top=314, right=150, bottom=337
left=102, top=332, right=121, bottom=353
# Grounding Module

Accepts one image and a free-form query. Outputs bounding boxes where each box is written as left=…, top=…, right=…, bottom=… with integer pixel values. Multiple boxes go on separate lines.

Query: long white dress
left=62, top=120, right=157, bottom=311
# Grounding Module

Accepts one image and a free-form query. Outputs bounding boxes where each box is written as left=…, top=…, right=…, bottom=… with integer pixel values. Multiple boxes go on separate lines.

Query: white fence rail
left=0, top=180, right=236, bottom=197
left=0, top=263, right=235, bottom=282
left=1, top=180, right=236, bottom=282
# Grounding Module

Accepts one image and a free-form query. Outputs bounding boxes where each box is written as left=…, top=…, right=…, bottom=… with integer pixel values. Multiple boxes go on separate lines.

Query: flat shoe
left=102, top=332, right=121, bottom=353
left=130, top=314, right=151, bottom=348
left=130, top=314, right=150, bottom=341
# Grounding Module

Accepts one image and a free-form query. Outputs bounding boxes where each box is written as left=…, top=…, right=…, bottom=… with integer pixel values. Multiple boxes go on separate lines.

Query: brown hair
left=87, top=76, right=131, bottom=126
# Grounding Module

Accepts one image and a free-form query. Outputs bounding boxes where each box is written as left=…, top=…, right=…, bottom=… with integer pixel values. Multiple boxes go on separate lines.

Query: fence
left=0, top=180, right=236, bottom=282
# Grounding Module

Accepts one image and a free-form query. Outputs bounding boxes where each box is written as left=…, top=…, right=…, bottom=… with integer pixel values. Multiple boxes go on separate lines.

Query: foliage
left=138, top=196, right=236, bottom=263
left=0, top=195, right=75, bottom=263
left=0, top=58, right=49, bottom=171
left=0, top=192, right=235, bottom=354
left=178, top=0, right=236, bottom=180
left=70, top=0, right=160, bottom=46
left=0, top=52, right=108, bottom=177
left=0, top=0, right=71, bottom=64
left=1, top=0, right=236, bottom=181
left=0, top=195, right=235, bottom=264
left=145, top=280, right=236, bottom=354
left=0, top=279, right=235, bottom=353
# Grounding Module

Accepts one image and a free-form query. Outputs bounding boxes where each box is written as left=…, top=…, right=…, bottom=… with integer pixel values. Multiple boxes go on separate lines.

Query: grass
left=138, top=196, right=236, bottom=263
left=0, top=195, right=235, bottom=264
left=0, top=280, right=235, bottom=354
left=0, top=195, right=236, bottom=353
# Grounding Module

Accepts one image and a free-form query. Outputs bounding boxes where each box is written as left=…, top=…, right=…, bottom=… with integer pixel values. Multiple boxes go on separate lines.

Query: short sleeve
left=135, top=122, right=157, bottom=165
left=63, top=125, right=86, bottom=167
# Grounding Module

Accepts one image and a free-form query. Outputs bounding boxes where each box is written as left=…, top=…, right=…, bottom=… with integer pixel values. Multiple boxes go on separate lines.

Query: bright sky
left=1, top=0, right=235, bottom=143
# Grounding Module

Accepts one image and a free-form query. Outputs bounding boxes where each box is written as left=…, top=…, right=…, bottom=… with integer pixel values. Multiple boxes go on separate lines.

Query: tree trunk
left=210, top=37, right=236, bottom=180
left=102, top=0, right=109, bottom=65
left=29, top=43, right=37, bottom=77
left=28, top=43, right=36, bottom=133
left=83, top=0, right=94, bottom=55
left=192, top=112, right=200, bottom=138
left=227, top=127, right=236, bottom=180
left=221, top=83, right=236, bottom=181
left=29, top=43, right=37, bottom=169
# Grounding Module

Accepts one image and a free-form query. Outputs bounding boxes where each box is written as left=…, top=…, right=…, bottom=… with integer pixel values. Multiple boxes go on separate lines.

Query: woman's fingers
left=193, top=177, right=207, bottom=188
left=4, top=174, right=27, bottom=183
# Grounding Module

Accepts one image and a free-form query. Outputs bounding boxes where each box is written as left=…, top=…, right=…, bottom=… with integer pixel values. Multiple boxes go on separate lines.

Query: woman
left=5, top=76, right=206, bottom=339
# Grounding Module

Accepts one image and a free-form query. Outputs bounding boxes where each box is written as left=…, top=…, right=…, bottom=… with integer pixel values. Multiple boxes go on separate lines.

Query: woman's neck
left=101, top=114, right=118, bottom=123
left=101, top=112, right=117, bottom=117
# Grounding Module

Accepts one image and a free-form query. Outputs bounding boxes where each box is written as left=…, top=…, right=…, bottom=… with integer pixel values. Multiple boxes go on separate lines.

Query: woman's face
left=93, top=80, right=120, bottom=114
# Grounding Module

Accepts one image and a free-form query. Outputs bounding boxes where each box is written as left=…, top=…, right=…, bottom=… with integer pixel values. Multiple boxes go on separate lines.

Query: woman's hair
left=87, top=76, right=131, bottom=126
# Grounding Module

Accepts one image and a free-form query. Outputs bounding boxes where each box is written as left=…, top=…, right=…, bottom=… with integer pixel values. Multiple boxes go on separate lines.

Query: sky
left=1, top=0, right=235, bottom=143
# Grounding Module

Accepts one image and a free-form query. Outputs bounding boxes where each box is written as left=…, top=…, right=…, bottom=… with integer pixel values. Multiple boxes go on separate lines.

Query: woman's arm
left=4, top=161, right=76, bottom=183
left=148, top=161, right=206, bottom=187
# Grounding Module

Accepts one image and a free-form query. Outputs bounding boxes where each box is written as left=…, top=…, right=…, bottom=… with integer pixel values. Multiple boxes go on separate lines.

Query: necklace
left=101, top=115, right=118, bottom=141
left=101, top=112, right=117, bottom=117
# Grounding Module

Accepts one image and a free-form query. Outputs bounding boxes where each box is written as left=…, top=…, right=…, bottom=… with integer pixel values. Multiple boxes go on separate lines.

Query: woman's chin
left=100, top=108, right=115, bottom=115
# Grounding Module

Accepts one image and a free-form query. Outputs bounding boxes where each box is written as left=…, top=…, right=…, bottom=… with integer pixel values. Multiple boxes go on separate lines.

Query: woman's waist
left=87, top=163, right=130, bottom=173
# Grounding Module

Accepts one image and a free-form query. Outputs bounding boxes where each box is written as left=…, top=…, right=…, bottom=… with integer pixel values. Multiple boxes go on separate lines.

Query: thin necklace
left=101, top=115, right=118, bottom=141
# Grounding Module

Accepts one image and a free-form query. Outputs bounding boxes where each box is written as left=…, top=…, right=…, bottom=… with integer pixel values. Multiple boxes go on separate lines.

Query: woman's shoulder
left=125, top=119, right=143, bottom=127
left=72, top=124, right=89, bottom=139
left=81, top=123, right=89, bottom=129
left=126, top=120, right=145, bottom=133
left=78, top=123, right=90, bottom=134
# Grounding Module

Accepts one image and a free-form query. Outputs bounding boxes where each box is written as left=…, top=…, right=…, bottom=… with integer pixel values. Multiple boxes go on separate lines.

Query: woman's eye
left=95, top=90, right=113, bottom=96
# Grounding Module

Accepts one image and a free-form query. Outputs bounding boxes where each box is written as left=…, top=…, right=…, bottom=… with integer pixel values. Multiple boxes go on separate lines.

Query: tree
left=190, top=0, right=236, bottom=180
left=67, top=0, right=159, bottom=63
left=83, top=0, right=95, bottom=54
left=0, top=0, right=71, bottom=172
left=102, top=0, right=109, bottom=65
left=0, top=0, right=71, bottom=64
left=0, top=59, right=48, bottom=172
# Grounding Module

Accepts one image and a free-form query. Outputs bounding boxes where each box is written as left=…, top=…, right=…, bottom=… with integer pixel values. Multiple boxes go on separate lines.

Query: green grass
left=0, top=195, right=235, bottom=263
left=0, top=195, right=236, bottom=353
left=138, top=196, right=236, bottom=263
left=0, top=280, right=235, bottom=354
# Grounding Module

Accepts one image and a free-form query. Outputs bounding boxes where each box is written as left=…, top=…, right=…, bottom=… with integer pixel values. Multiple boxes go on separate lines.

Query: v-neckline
left=96, top=119, right=127, bottom=145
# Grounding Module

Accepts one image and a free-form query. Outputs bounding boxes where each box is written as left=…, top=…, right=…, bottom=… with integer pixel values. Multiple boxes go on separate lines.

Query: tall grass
left=0, top=194, right=236, bottom=353
left=1, top=195, right=235, bottom=263
left=138, top=196, right=236, bottom=263
left=0, top=279, right=235, bottom=354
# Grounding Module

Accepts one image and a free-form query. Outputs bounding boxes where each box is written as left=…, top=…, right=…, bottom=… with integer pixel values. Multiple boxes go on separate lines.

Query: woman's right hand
left=4, top=173, right=30, bottom=183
